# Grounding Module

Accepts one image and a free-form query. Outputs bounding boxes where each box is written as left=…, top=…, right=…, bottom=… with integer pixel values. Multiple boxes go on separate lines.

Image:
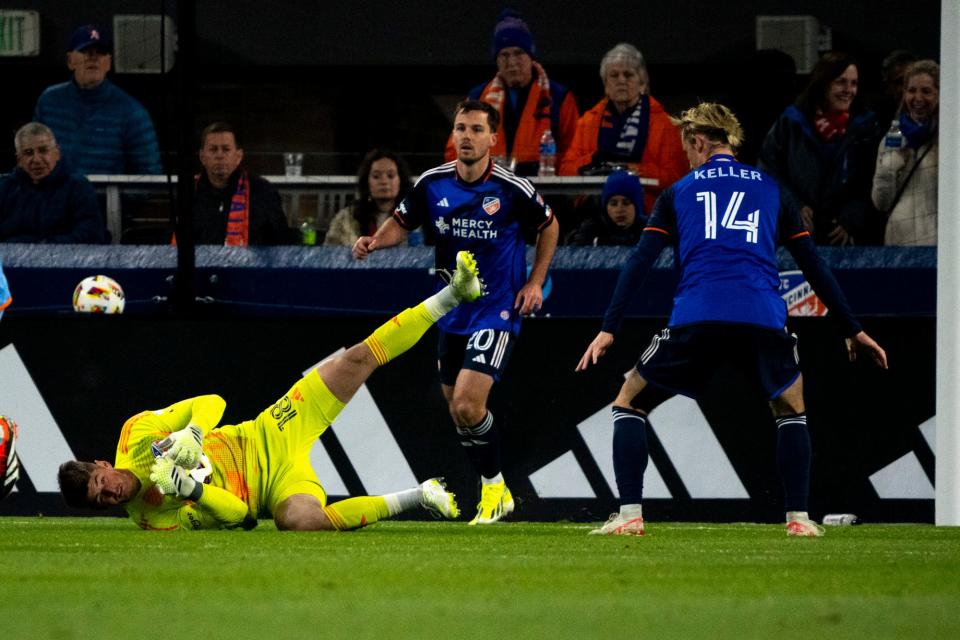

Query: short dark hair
left=454, top=100, right=500, bottom=133
left=796, top=51, right=860, bottom=118
left=199, top=122, right=242, bottom=149
left=58, top=460, right=98, bottom=508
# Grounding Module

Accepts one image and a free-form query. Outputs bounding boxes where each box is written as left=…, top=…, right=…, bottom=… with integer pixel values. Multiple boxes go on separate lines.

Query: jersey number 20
left=697, top=191, right=759, bottom=244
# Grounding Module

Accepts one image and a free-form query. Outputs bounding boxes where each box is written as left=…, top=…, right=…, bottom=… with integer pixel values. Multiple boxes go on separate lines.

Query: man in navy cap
left=443, top=10, right=579, bottom=177
left=33, top=24, right=162, bottom=176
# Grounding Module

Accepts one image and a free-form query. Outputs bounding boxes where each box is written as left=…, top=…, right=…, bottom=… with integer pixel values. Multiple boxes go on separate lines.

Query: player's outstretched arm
left=353, top=217, right=408, bottom=259
left=845, top=331, right=889, bottom=369
left=576, top=331, right=615, bottom=372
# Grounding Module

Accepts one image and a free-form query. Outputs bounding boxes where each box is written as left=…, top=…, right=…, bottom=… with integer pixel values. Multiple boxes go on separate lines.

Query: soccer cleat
left=451, top=250, right=484, bottom=302
left=420, top=477, right=459, bottom=520
left=588, top=513, right=645, bottom=536
left=787, top=518, right=825, bottom=537
left=468, top=481, right=515, bottom=525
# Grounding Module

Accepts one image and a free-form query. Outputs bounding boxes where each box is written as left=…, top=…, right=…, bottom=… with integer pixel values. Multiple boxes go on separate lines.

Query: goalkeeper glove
left=154, top=424, right=204, bottom=469
left=149, top=457, right=203, bottom=501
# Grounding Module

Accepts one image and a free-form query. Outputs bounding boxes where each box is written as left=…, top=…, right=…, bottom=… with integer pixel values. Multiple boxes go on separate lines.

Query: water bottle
left=822, top=513, right=860, bottom=526
left=300, top=218, right=317, bottom=246
left=538, top=129, right=556, bottom=176
left=884, top=120, right=904, bottom=152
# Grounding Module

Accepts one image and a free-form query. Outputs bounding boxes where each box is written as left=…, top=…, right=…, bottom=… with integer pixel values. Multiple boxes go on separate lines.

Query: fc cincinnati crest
left=779, top=270, right=827, bottom=316
left=482, top=197, right=501, bottom=215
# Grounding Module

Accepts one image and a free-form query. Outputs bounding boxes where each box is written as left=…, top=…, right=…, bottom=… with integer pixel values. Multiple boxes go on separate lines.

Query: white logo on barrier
left=532, top=396, right=749, bottom=499
left=869, top=416, right=935, bottom=499
left=304, top=353, right=417, bottom=495
left=0, top=344, right=77, bottom=492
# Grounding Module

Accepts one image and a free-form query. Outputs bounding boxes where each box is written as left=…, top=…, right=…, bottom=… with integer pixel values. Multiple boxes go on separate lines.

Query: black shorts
left=636, top=323, right=800, bottom=401
left=438, top=328, right=515, bottom=386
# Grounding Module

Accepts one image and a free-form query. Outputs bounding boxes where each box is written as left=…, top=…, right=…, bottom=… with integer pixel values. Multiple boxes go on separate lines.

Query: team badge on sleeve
left=482, top=197, right=501, bottom=215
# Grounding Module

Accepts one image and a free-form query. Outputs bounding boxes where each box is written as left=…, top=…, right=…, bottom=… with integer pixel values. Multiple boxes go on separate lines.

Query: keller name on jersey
left=694, top=166, right=762, bottom=181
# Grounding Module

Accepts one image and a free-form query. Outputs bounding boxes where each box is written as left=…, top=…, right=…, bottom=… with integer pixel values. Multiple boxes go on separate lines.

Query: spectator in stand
left=33, top=24, right=162, bottom=176
left=566, top=170, right=646, bottom=246
left=559, top=43, right=687, bottom=214
left=872, top=60, right=939, bottom=246
left=443, top=10, right=579, bottom=177
left=325, top=149, right=412, bottom=247
left=760, top=52, right=883, bottom=246
left=0, top=123, right=106, bottom=244
left=190, top=122, right=292, bottom=246
left=877, top=50, right=920, bottom=126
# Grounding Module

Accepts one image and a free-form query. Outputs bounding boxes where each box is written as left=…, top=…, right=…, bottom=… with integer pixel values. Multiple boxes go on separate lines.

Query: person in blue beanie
left=567, top=171, right=646, bottom=246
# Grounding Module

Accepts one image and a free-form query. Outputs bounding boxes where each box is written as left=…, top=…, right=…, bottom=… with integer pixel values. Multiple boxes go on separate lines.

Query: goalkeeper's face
left=87, top=460, right=139, bottom=508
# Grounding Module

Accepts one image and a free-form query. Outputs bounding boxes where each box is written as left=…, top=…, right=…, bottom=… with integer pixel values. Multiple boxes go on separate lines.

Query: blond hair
left=672, top=102, right=744, bottom=150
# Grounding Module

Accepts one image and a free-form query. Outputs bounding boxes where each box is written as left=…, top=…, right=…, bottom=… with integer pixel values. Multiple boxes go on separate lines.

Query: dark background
left=0, top=1, right=942, bottom=173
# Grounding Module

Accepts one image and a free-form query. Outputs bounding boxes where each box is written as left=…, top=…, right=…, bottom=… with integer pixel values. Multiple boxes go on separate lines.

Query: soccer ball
left=0, top=416, right=19, bottom=500
left=73, top=275, right=125, bottom=314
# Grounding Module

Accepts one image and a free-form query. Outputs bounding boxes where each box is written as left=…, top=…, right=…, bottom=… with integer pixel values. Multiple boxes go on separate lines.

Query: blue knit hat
left=602, top=171, right=644, bottom=212
left=491, top=10, right=536, bottom=58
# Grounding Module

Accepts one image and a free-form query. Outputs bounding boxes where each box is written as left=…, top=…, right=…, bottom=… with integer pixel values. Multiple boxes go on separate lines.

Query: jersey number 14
left=697, top=191, right=759, bottom=244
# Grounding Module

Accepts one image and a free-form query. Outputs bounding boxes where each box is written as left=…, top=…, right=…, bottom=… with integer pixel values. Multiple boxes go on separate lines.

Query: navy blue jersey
left=656, top=154, right=803, bottom=328
left=394, top=160, right=554, bottom=334
left=602, top=154, right=861, bottom=337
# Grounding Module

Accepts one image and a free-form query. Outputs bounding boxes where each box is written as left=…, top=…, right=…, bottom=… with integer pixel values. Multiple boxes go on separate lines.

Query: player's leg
left=590, top=369, right=672, bottom=536
left=440, top=328, right=516, bottom=525
left=318, top=250, right=482, bottom=405
left=760, top=330, right=822, bottom=537
left=273, top=478, right=459, bottom=531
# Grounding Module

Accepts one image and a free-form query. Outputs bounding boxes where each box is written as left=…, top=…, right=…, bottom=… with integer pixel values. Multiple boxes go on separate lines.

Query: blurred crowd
left=0, top=13, right=941, bottom=249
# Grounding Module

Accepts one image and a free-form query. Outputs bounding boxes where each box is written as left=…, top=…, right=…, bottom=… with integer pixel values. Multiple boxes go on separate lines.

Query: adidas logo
left=436, top=197, right=450, bottom=207
left=472, top=354, right=486, bottom=364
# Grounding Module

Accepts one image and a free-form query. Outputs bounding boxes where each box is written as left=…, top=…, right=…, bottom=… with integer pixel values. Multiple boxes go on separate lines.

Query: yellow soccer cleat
left=451, top=250, right=484, bottom=302
left=468, top=481, right=514, bottom=525
left=420, top=477, right=459, bottom=519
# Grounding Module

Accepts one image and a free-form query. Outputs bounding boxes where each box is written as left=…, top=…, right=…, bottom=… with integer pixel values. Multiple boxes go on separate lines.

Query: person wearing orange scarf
left=443, top=10, right=578, bottom=177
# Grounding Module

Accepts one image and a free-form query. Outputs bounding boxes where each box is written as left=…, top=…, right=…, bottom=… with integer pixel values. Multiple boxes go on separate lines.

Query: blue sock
left=612, top=406, right=649, bottom=506
left=456, top=411, right=501, bottom=479
left=776, top=413, right=811, bottom=512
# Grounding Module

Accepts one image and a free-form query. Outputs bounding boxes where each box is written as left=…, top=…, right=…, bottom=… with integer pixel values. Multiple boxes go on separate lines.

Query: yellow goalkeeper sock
left=323, top=496, right=390, bottom=530
left=363, top=302, right=437, bottom=366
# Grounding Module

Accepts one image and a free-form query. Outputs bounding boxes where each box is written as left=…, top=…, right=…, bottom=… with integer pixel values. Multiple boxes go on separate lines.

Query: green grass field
left=1, top=518, right=957, bottom=640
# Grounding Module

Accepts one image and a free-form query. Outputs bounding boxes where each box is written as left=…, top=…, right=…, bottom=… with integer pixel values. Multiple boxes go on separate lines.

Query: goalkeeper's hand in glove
left=149, top=456, right=203, bottom=501
left=154, top=424, right=204, bottom=469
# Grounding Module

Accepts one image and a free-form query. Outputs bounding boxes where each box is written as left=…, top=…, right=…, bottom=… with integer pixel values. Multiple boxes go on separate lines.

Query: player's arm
left=780, top=201, right=888, bottom=369
left=150, top=395, right=226, bottom=468
left=354, top=183, right=425, bottom=259
left=576, top=190, right=674, bottom=371
left=150, top=457, right=255, bottom=530
left=515, top=215, right=559, bottom=315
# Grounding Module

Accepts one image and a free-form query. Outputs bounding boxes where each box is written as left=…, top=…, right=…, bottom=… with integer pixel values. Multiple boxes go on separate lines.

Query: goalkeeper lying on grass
left=58, top=251, right=484, bottom=531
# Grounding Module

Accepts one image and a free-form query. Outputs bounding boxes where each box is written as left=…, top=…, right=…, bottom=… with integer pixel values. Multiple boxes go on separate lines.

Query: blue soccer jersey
left=602, top=153, right=861, bottom=337
left=657, top=154, right=800, bottom=329
left=394, top=160, right=554, bottom=334
left=0, top=261, right=10, bottom=320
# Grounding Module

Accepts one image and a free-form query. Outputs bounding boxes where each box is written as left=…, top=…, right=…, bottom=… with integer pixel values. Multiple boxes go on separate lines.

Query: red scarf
left=223, top=169, right=250, bottom=246
left=813, top=108, right=850, bottom=142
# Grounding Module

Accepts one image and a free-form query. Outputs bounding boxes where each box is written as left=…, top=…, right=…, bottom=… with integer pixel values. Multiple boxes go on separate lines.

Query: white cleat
left=420, top=477, right=460, bottom=520
left=451, top=250, right=484, bottom=302
left=787, top=518, right=825, bottom=537
left=589, top=513, right=645, bottom=536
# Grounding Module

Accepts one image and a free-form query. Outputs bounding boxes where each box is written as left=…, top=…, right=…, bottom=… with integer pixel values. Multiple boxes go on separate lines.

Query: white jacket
left=871, top=136, right=938, bottom=246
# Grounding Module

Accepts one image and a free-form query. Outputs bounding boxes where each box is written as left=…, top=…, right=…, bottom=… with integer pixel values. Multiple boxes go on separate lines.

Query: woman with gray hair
left=560, top=43, right=687, bottom=213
